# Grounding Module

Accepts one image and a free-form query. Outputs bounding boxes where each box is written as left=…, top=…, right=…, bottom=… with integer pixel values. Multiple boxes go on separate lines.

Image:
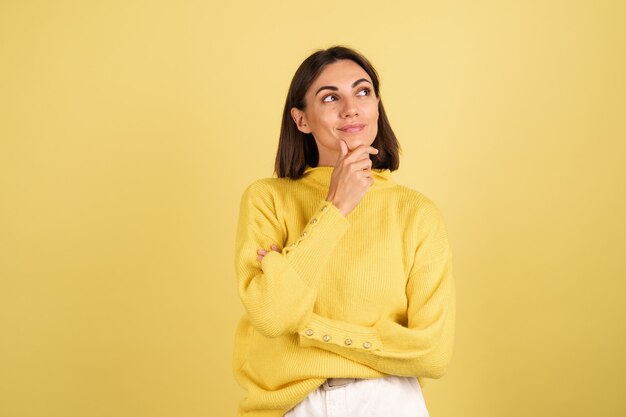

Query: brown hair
left=274, top=46, right=401, bottom=179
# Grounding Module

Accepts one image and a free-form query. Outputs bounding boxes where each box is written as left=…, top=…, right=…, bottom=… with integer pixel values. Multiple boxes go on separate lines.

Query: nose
left=341, top=96, right=358, bottom=118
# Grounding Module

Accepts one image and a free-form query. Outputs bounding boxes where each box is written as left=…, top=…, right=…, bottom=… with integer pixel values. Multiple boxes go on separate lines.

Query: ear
left=290, top=107, right=312, bottom=134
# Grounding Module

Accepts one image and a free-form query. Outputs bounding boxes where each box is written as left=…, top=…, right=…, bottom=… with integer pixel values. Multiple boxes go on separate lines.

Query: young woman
left=233, top=46, right=455, bottom=417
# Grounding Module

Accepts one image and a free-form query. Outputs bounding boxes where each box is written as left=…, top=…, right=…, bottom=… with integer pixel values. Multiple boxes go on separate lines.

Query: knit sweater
left=233, top=165, right=455, bottom=417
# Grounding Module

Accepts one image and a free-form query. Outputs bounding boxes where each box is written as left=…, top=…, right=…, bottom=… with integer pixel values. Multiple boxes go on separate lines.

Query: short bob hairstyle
left=274, top=46, right=401, bottom=179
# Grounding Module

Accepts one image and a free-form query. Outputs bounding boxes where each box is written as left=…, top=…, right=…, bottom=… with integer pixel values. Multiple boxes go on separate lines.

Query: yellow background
left=1, top=1, right=625, bottom=416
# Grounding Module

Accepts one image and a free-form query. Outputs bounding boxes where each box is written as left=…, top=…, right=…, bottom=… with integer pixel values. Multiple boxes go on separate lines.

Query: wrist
left=327, top=198, right=348, bottom=217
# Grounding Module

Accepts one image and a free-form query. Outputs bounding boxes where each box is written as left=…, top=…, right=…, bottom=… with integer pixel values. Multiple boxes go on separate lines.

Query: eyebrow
left=315, top=78, right=372, bottom=96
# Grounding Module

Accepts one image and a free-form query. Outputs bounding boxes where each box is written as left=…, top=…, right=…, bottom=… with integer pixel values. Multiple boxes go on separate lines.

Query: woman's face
left=291, top=59, right=380, bottom=166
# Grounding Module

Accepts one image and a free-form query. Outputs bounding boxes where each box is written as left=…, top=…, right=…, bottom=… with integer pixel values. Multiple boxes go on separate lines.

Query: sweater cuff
left=298, top=313, right=383, bottom=352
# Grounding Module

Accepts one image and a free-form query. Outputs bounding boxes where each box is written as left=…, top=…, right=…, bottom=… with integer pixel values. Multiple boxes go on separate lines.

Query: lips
left=338, top=124, right=365, bottom=133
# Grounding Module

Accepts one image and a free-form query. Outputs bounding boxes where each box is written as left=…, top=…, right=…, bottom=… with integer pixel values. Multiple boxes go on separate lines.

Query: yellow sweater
left=233, top=166, right=455, bottom=417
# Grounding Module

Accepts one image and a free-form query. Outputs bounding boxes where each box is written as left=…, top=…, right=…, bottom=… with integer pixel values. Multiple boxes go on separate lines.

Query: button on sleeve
left=281, top=200, right=349, bottom=257
left=298, top=313, right=382, bottom=352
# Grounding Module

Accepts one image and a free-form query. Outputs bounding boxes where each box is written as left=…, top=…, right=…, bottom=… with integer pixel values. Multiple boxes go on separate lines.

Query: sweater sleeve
left=297, top=202, right=455, bottom=379
left=235, top=181, right=350, bottom=338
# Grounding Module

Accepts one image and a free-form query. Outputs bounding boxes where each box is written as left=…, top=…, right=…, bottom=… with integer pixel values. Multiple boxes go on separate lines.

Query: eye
left=322, top=95, right=337, bottom=103
left=356, top=87, right=371, bottom=96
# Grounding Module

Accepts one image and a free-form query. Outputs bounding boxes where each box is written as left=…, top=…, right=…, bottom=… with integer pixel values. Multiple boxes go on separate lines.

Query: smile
left=338, top=124, right=365, bottom=133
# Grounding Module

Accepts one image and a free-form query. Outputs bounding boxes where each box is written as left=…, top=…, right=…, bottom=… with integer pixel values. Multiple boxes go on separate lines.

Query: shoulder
left=241, top=176, right=291, bottom=197
left=390, top=186, right=452, bottom=262
left=239, top=176, right=297, bottom=211
left=390, top=184, right=445, bottom=223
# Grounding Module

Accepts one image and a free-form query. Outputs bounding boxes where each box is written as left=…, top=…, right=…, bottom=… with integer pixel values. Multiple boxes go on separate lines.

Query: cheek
left=370, top=122, right=379, bottom=139
left=307, top=108, right=335, bottom=131
left=370, top=105, right=380, bottom=124
left=319, top=114, right=338, bottom=132
left=366, top=101, right=379, bottom=118
left=371, top=107, right=380, bottom=136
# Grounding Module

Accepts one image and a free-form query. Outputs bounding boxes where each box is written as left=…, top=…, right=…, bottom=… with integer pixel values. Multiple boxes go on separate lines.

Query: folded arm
left=235, top=182, right=350, bottom=338
left=296, top=202, right=456, bottom=378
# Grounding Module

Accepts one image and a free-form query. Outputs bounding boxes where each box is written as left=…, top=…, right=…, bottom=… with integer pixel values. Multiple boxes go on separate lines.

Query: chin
left=344, top=137, right=375, bottom=150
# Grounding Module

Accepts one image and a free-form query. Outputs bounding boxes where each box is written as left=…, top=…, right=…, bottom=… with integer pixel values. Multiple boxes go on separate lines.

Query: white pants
left=284, top=376, right=429, bottom=417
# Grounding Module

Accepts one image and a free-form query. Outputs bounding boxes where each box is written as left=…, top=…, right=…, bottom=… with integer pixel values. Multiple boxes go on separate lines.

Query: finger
left=346, top=144, right=379, bottom=161
left=271, top=244, right=280, bottom=252
left=352, top=144, right=379, bottom=153
left=357, top=168, right=373, bottom=178
left=257, top=249, right=267, bottom=255
left=338, top=140, right=349, bottom=160
left=358, top=157, right=373, bottom=170
left=348, top=157, right=372, bottom=172
left=257, top=255, right=264, bottom=261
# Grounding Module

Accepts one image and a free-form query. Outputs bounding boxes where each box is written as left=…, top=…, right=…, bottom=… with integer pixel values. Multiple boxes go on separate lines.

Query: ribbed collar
left=300, top=165, right=395, bottom=191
